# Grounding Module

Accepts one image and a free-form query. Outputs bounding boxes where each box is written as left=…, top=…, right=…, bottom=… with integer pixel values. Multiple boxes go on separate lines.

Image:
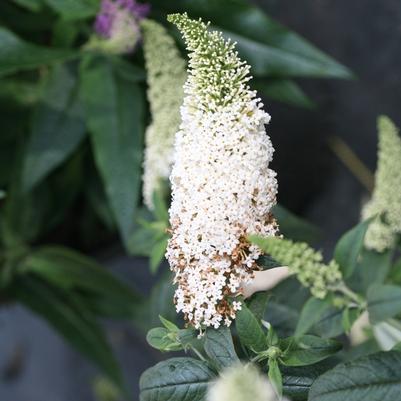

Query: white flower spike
left=141, top=19, right=187, bottom=209
left=166, top=13, right=279, bottom=329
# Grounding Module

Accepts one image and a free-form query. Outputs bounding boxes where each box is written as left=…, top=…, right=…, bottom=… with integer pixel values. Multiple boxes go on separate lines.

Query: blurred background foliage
left=0, top=0, right=359, bottom=396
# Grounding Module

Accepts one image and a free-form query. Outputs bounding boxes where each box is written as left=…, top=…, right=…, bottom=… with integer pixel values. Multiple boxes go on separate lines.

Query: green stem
left=333, top=282, right=367, bottom=309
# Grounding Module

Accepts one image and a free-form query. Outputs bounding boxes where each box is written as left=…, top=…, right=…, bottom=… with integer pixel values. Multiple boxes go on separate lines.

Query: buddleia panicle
left=141, top=19, right=187, bottom=209
left=253, top=236, right=342, bottom=299
left=362, top=116, right=401, bottom=252
left=207, top=364, right=287, bottom=401
left=167, top=13, right=253, bottom=113
left=166, top=13, right=278, bottom=329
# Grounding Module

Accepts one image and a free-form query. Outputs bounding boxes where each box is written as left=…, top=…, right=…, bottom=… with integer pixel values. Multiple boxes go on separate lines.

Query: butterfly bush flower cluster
left=141, top=19, right=187, bottom=210
left=166, top=14, right=279, bottom=329
left=91, top=0, right=149, bottom=54
left=254, top=237, right=342, bottom=299
left=362, top=116, right=401, bottom=252
left=207, top=364, right=287, bottom=401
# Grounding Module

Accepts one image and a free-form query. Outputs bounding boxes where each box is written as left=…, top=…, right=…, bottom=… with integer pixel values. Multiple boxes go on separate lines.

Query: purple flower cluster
left=94, top=0, right=150, bottom=38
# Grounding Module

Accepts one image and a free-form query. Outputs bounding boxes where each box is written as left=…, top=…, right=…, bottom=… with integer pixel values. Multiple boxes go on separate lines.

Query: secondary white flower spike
left=362, top=116, right=401, bottom=252
left=166, top=13, right=278, bottom=329
left=141, top=19, right=187, bottom=209
left=207, top=364, right=288, bottom=401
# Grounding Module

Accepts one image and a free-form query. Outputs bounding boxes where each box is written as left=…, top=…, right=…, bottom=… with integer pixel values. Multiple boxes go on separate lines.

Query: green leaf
left=0, top=27, right=74, bottom=76
left=152, top=188, right=169, bottom=223
left=367, top=284, right=401, bottom=324
left=295, top=297, right=332, bottom=337
left=373, top=320, right=401, bottom=351
left=80, top=55, right=145, bottom=247
left=347, top=247, right=392, bottom=294
left=312, top=306, right=346, bottom=339
left=272, top=204, right=320, bottom=243
left=257, top=255, right=282, bottom=270
left=12, top=275, right=123, bottom=387
left=254, top=79, right=315, bottom=109
left=247, top=291, right=269, bottom=321
left=43, top=0, right=99, bottom=20
left=281, top=360, right=334, bottom=401
left=0, top=78, right=42, bottom=105
left=268, top=358, right=283, bottom=397
left=150, top=237, right=168, bottom=274
left=21, top=246, right=139, bottom=316
left=309, top=351, right=401, bottom=401
left=139, top=357, right=215, bottom=401
left=160, top=0, right=352, bottom=78
left=135, top=273, right=177, bottom=332
left=12, top=0, right=44, bottom=12
left=280, top=335, right=341, bottom=367
left=334, top=219, right=372, bottom=278
left=341, top=307, right=360, bottom=334
left=204, top=326, right=239, bottom=369
left=146, top=327, right=181, bottom=352
left=236, top=303, right=267, bottom=353
left=22, top=63, right=86, bottom=192
left=159, top=315, right=179, bottom=332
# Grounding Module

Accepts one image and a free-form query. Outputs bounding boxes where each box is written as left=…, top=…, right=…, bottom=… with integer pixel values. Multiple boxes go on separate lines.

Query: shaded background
left=1, top=0, right=401, bottom=400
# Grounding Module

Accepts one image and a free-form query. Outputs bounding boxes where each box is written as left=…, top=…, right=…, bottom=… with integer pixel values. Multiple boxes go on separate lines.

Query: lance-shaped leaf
left=80, top=55, right=145, bottom=247
left=0, top=27, right=74, bottom=76
left=22, top=63, right=86, bottom=192
left=11, top=275, right=123, bottom=387
left=204, top=326, right=239, bottom=369
left=154, top=0, right=352, bottom=79
left=43, top=0, right=99, bottom=20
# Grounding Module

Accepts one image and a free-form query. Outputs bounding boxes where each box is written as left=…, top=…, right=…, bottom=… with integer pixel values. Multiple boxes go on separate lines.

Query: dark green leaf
left=0, top=27, right=74, bottom=76
left=367, top=284, right=401, bottom=324
left=22, top=63, right=86, bottom=191
left=341, top=307, right=360, bottom=334
left=312, top=306, right=346, bottom=339
left=0, top=78, right=42, bottom=105
left=160, top=0, right=352, bottom=78
left=152, top=188, right=169, bottom=223
left=247, top=291, right=269, bottom=321
left=236, top=303, right=267, bottom=353
left=254, top=79, right=315, bottom=109
left=135, top=273, right=176, bottom=332
left=347, top=248, right=392, bottom=294
left=268, top=358, right=283, bottom=397
left=295, top=297, right=332, bottom=337
left=204, top=326, right=239, bottom=369
left=21, top=246, right=139, bottom=316
left=273, top=204, right=320, bottom=243
left=12, top=0, right=43, bottom=12
left=150, top=237, right=168, bottom=274
left=309, top=351, right=401, bottom=401
left=80, top=55, right=145, bottom=247
left=108, top=57, right=146, bottom=83
left=139, top=357, right=215, bottom=401
left=43, top=0, right=99, bottom=20
left=257, top=255, right=282, bottom=270
left=281, top=360, right=335, bottom=401
left=280, top=335, right=341, bottom=366
left=12, top=275, right=123, bottom=387
left=334, top=219, right=372, bottom=278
